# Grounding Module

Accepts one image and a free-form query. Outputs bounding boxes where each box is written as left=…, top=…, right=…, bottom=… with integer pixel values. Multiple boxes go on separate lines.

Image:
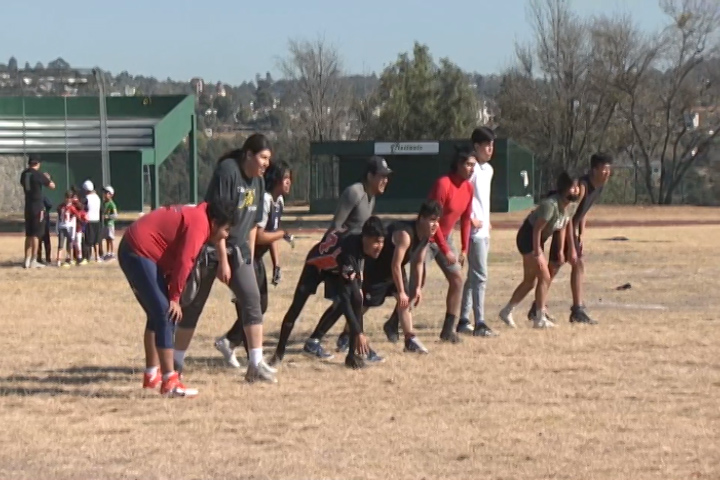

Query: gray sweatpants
left=460, top=236, right=490, bottom=324
left=179, top=245, right=263, bottom=330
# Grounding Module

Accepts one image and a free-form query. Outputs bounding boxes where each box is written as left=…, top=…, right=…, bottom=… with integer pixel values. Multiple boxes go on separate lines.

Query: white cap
left=104, top=185, right=114, bottom=195
left=82, top=180, right=94, bottom=192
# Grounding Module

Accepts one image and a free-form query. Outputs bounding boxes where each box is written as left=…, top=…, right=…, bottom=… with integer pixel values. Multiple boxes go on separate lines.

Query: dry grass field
left=1, top=208, right=719, bottom=479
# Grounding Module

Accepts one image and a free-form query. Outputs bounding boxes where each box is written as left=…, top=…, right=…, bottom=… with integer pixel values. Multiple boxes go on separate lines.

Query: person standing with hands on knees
left=499, top=172, right=580, bottom=329
left=118, top=200, right=236, bottom=397
left=457, top=127, right=497, bottom=337
left=20, top=155, right=55, bottom=269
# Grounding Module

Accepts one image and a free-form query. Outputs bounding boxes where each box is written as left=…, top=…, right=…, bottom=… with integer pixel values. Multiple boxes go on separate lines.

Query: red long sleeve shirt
left=428, top=174, right=474, bottom=255
left=124, top=203, right=212, bottom=303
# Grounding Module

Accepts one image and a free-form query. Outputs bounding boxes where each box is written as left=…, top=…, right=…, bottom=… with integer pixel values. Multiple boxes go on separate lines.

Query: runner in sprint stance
left=305, top=200, right=443, bottom=356
left=118, top=200, right=236, bottom=397
left=384, top=147, right=475, bottom=344
left=174, top=133, right=277, bottom=384
left=527, top=153, right=612, bottom=324
left=214, top=160, right=295, bottom=367
left=312, top=156, right=391, bottom=360
left=269, top=217, right=386, bottom=369
left=499, top=172, right=580, bottom=329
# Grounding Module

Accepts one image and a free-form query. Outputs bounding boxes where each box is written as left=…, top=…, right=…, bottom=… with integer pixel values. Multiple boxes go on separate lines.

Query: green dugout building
left=308, top=139, right=535, bottom=214
left=0, top=95, right=198, bottom=210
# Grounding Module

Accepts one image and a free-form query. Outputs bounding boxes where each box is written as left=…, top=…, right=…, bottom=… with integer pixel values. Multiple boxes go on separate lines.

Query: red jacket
left=428, top=173, right=473, bottom=255
left=124, top=203, right=212, bottom=303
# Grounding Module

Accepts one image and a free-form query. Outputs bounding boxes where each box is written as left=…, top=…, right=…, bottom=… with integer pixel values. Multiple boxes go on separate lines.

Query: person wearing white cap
left=102, top=186, right=118, bottom=259
left=82, top=180, right=103, bottom=262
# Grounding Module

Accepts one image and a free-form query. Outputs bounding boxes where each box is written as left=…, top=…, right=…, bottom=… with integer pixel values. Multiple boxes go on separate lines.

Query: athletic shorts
left=24, top=208, right=45, bottom=238
left=85, top=222, right=101, bottom=247
left=103, top=225, right=115, bottom=240
left=296, top=263, right=342, bottom=300
left=516, top=219, right=545, bottom=255
left=362, top=258, right=408, bottom=307
left=549, top=230, right=583, bottom=263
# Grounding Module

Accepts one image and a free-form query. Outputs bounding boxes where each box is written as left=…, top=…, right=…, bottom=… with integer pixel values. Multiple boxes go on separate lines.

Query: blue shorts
left=118, top=238, right=174, bottom=349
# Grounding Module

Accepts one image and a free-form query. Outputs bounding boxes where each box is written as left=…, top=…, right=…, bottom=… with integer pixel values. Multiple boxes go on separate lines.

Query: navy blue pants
left=118, top=238, right=174, bottom=349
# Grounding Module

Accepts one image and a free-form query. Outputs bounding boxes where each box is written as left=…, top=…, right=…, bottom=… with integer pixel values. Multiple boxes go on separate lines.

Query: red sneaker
left=160, top=372, right=198, bottom=398
left=142, top=370, right=162, bottom=389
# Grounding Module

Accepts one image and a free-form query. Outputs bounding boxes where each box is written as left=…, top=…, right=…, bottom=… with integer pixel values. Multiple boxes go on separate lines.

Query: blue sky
left=1, top=0, right=669, bottom=85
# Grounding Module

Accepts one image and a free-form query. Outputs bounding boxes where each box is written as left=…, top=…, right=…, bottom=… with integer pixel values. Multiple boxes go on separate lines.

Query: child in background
left=102, top=186, right=118, bottom=260
left=36, top=196, right=53, bottom=264
left=71, top=190, right=87, bottom=265
left=56, top=190, right=83, bottom=267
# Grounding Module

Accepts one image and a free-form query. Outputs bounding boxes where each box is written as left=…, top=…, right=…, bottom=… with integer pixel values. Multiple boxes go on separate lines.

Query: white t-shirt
left=469, top=162, right=493, bottom=239
left=85, top=192, right=102, bottom=222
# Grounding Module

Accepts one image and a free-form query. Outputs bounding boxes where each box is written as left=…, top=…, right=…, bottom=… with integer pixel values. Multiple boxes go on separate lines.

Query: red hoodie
left=428, top=173, right=473, bottom=256
left=124, top=203, right=212, bottom=303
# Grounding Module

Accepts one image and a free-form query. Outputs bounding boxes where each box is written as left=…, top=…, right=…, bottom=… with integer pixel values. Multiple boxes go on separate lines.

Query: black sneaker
left=473, top=322, right=499, bottom=337
left=304, top=339, right=335, bottom=360
left=439, top=331, right=462, bottom=344
left=345, top=354, right=366, bottom=369
left=570, top=306, right=598, bottom=325
left=403, top=336, right=429, bottom=354
left=365, top=348, right=385, bottom=363
left=456, top=318, right=474, bottom=335
left=335, top=332, right=350, bottom=353
left=383, top=320, right=400, bottom=344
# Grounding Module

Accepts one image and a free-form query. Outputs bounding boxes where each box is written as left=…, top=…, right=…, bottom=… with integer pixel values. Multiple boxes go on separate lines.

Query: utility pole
left=92, top=67, right=111, bottom=187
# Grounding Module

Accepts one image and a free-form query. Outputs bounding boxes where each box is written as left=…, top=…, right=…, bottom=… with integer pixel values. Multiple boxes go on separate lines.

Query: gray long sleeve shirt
left=329, top=182, right=375, bottom=234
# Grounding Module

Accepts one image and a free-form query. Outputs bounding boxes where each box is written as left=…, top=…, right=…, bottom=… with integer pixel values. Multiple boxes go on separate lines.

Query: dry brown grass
left=1, top=217, right=719, bottom=479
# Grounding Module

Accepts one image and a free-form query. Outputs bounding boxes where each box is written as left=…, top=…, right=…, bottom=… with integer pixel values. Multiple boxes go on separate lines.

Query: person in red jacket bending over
left=118, top=199, right=236, bottom=398
left=383, top=146, right=476, bottom=345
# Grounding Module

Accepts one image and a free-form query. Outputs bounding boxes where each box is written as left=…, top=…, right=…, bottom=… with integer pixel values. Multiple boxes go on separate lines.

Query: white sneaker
left=23, top=258, right=31, bottom=269
left=533, top=312, right=556, bottom=329
left=214, top=336, right=241, bottom=368
left=245, top=360, right=278, bottom=383
left=499, top=306, right=517, bottom=328
left=29, top=260, right=45, bottom=269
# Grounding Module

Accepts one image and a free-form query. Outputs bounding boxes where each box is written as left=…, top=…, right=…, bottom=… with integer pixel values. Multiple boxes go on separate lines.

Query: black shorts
left=296, top=263, right=342, bottom=300
left=254, top=258, right=269, bottom=314
left=85, top=222, right=101, bottom=247
left=363, top=265, right=408, bottom=308
left=24, top=208, right=45, bottom=238
left=549, top=230, right=583, bottom=263
left=515, top=219, right=541, bottom=255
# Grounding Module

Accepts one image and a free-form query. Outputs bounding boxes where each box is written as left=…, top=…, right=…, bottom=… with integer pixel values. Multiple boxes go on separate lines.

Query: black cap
left=28, top=155, right=40, bottom=166
left=366, top=156, right=392, bottom=176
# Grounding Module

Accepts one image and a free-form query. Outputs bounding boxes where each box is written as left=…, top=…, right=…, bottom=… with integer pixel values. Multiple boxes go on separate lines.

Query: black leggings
left=37, top=226, right=51, bottom=262
left=276, top=276, right=363, bottom=359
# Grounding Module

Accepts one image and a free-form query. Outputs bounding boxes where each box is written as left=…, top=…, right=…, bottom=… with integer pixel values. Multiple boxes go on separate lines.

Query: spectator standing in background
left=82, top=180, right=102, bottom=263
left=20, top=155, right=55, bottom=269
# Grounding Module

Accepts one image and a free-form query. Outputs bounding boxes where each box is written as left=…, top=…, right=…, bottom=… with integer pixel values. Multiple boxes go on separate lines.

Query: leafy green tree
left=357, top=42, right=478, bottom=140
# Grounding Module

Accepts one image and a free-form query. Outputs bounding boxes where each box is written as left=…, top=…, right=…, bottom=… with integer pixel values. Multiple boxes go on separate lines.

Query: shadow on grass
left=0, top=365, right=136, bottom=398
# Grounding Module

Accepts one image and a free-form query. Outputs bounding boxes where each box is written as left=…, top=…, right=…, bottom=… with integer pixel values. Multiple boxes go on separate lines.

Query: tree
left=254, top=73, right=275, bottom=110
left=496, top=0, right=625, bottom=191
left=356, top=42, right=478, bottom=141
left=278, top=37, right=350, bottom=142
left=617, top=0, right=720, bottom=204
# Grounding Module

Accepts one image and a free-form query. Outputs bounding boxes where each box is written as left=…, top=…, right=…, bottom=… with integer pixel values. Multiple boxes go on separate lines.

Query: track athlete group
left=119, top=128, right=613, bottom=397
